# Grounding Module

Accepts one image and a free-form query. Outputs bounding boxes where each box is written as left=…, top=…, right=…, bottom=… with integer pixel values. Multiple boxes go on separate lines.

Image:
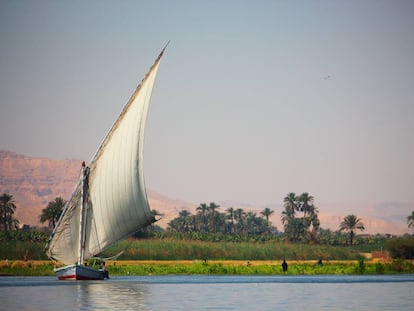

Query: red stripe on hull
left=58, top=275, right=76, bottom=280
left=58, top=274, right=102, bottom=280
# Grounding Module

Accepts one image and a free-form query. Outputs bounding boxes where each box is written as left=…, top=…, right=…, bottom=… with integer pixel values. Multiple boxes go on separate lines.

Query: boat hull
left=55, top=264, right=107, bottom=280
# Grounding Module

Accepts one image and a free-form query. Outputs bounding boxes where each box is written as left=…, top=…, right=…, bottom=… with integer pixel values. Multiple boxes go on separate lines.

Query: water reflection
left=74, top=281, right=149, bottom=311
left=1, top=277, right=150, bottom=311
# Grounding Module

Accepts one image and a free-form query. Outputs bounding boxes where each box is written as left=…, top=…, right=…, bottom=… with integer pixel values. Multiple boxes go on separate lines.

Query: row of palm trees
left=2, top=191, right=414, bottom=245
left=167, top=202, right=277, bottom=236
left=0, top=193, right=66, bottom=233
left=166, top=195, right=390, bottom=246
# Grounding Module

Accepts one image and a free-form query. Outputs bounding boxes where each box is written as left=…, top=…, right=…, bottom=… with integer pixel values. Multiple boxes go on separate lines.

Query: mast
left=78, top=163, right=89, bottom=265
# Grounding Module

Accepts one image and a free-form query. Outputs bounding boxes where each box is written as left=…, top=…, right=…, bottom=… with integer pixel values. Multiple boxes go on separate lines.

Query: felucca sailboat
left=45, top=44, right=168, bottom=280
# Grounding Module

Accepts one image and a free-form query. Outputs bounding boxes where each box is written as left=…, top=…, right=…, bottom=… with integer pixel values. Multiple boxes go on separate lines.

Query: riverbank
left=1, top=259, right=413, bottom=276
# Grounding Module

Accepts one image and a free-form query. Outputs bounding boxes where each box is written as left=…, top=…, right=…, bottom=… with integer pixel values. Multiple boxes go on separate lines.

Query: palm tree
left=260, top=208, right=274, bottom=226
left=281, top=207, right=291, bottom=226
left=207, top=202, right=220, bottom=232
left=283, top=192, right=297, bottom=218
left=297, top=192, right=314, bottom=218
left=178, top=209, right=191, bottom=232
left=408, top=211, right=414, bottom=229
left=226, top=207, right=235, bottom=233
left=233, top=208, right=246, bottom=234
left=281, top=193, right=297, bottom=240
left=245, top=212, right=258, bottom=235
left=234, top=208, right=245, bottom=222
left=339, top=214, right=365, bottom=245
left=196, top=203, right=209, bottom=231
left=0, top=193, right=17, bottom=232
left=40, top=197, right=66, bottom=229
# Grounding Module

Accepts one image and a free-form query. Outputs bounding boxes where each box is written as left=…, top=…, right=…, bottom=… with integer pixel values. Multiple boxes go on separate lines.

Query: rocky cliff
left=0, top=150, right=195, bottom=228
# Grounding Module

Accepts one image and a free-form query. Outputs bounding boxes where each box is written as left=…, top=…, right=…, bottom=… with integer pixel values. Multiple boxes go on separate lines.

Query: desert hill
left=0, top=150, right=196, bottom=228
left=0, top=150, right=411, bottom=235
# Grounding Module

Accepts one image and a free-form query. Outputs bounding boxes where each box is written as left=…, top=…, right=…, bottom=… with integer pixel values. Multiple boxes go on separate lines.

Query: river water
left=1, top=275, right=413, bottom=311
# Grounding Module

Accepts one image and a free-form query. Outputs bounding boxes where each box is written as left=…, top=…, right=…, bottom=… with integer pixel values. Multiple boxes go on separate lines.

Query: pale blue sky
left=1, top=1, right=413, bottom=219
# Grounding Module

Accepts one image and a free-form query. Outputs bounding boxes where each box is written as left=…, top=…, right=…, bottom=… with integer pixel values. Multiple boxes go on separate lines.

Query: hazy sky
left=1, top=1, right=413, bottom=217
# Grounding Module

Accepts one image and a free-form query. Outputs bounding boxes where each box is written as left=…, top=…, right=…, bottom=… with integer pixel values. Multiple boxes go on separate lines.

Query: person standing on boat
left=282, top=260, right=288, bottom=272
left=99, top=261, right=109, bottom=279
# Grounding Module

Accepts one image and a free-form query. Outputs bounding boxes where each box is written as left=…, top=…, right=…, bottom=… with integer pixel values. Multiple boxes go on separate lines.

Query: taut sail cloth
left=46, top=45, right=167, bottom=265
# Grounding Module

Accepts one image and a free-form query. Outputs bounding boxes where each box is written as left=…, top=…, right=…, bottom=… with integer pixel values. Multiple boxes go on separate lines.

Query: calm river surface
left=1, top=275, right=414, bottom=311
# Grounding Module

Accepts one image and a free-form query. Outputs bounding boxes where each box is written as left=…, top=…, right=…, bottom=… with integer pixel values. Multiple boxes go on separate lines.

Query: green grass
left=0, top=261, right=55, bottom=276
left=1, top=259, right=413, bottom=276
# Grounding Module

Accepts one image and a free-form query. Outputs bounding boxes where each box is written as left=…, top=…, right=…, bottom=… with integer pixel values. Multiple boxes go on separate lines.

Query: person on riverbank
left=317, top=259, right=323, bottom=267
left=282, top=260, right=288, bottom=272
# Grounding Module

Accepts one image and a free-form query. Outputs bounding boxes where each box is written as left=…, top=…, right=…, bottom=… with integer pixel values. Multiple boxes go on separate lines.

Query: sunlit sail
left=45, top=43, right=168, bottom=279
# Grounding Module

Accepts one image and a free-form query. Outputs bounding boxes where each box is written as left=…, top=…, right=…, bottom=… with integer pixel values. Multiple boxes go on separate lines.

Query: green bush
left=387, top=259, right=414, bottom=273
left=354, top=259, right=365, bottom=274
left=387, top=238, right=414, bottom=259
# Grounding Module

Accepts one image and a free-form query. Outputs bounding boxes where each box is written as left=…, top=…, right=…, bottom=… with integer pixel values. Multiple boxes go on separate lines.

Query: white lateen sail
left=46, top=44, right=168, bottom=266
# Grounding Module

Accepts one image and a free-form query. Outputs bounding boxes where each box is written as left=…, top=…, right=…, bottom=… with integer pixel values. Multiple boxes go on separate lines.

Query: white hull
left=54, top=264, right=107, bottom=280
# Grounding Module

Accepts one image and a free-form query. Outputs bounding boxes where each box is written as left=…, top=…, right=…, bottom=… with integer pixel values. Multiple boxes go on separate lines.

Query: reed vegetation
left=101, top=238, right=362, bottom=261
left=1, top=259, right=413, bottom=276
left=0, top=236, right=389, bottom=262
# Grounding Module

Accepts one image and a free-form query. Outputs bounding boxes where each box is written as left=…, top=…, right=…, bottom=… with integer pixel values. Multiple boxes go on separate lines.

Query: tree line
left=166, top=192, right=372, bottom=245
left=1, top=191, right=414, bottom=246
left=0, top=193, right=65, bottom=233
left=166, top=202, right=277, bottom=237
